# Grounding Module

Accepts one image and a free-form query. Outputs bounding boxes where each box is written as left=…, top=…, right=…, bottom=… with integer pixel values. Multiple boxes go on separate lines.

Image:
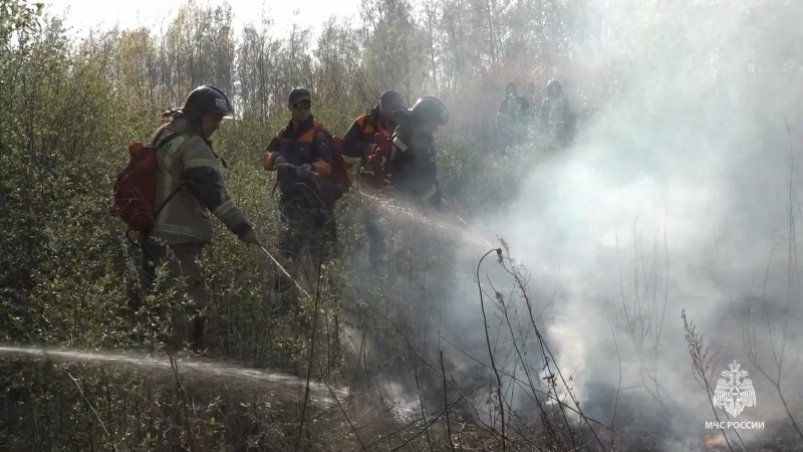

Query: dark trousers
left=363, top=206, right=385, bottom=268
left=141, top=239, right=207, bottom=348
left=278, top=195, right=336, bottom=263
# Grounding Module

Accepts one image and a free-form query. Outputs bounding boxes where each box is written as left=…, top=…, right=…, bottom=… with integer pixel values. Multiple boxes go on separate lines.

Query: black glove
left=238, top=228, right=260, bottom=245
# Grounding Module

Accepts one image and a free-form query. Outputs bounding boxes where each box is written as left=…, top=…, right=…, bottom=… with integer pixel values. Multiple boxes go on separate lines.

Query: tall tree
left=117, top=28, right=159, bottom=116
left=162, top=2, right=235, bottom=106
left=360, top=0, right=427, bottom=103
left=236, top=20, right=283, bottom=121
left=313, top=18, right=365, bottom=124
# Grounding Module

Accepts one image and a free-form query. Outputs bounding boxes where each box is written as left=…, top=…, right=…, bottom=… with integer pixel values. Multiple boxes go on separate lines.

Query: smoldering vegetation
left=1, top=0, right=802, bottom=450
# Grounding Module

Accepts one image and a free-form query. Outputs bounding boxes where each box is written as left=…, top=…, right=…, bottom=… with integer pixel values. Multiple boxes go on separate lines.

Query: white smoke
left=478, top=0, right=803, bottom=446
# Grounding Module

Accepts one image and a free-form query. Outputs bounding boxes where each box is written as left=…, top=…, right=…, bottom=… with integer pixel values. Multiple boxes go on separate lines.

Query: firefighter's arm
left=389, top=127, right=409, bottom=163
left=182, top=138, right=253, bottom=237
left=342, top=118, right=372, bottom=158
left=522, top=98, right=532, bottom=116
left=311, top=159, right=331, bottom=176
left=263, top=151, right=280, bottom=171
left=262, top=136, right=281, bottom=171
left=312, top=129, right=334, bottom=176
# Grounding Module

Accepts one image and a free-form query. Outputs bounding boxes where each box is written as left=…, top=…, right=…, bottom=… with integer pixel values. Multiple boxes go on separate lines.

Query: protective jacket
left=343, top=106, right=396, bottom=188
left=262, top=116, right=336, bottom=205
left=499, top=95, right=531, bottom=121
left=150, top=117, right=252, bottom=245
left=539, top=94, right=571, bottom=138
left=387, top=124, right=441, bottom=206
left=342, top=106, right=396, bottom=158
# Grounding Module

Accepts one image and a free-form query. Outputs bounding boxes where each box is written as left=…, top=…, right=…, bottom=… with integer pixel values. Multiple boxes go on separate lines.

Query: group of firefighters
left=498, top=79, right=573, bottom=148
left=137, top=79, right=572, bottom=348
left=138, top=85, right=449, bottom=347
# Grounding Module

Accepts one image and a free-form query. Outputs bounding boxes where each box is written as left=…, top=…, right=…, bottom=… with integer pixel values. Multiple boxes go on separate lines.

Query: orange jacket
left=263, top=117, right=332, bottom=176
left=342, top=108, right=396, bottom=188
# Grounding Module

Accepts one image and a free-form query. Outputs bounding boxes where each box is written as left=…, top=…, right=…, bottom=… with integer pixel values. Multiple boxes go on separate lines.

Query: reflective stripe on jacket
left=150, top=117, right=251, bottom=245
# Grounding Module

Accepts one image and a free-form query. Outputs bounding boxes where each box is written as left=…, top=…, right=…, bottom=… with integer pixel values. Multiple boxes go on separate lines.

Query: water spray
left=440, top=198, right=471, bottom=227
left=276, top=161, right=488, bottom=246
left=354, top=188, right=495, bottom=248
left=256, top=242, right=310, bottom=297
left=0, top=345, right=348, bottom=402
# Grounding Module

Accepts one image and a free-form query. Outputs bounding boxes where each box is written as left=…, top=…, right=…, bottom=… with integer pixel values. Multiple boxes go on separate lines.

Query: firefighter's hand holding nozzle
left=238, top=227, right=260, bottom=245
left=274, top=159, right=295, bottom=173
left=275, top=160, right=314, bottom=178
left=272, top=155, right=287, bottom=168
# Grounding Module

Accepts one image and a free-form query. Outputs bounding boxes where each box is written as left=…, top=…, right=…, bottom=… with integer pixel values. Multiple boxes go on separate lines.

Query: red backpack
left=111, top=131, right=185, bottom=233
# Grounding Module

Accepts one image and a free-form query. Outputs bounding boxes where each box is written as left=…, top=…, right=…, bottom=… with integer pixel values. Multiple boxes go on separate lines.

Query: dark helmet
left=183, top=85, right=234, bottom=120
left=411, top=96, right=448, bottom=126
left=288, top=87, right=312, bottom=104
left=380, top=89, right=404, bottom=109
left=547, top=79, right=562, bottom=95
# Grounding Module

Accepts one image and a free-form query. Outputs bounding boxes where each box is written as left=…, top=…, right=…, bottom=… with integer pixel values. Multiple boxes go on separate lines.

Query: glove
left=373, top=137, right=392, bottom=155
left=274, top=155, right=288, bottom=167
left=238, top=228, right=260, bottom=245
left=373, top=133, right=391, bottom=144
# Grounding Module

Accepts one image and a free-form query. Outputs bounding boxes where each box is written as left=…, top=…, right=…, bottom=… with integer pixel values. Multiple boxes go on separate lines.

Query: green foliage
left=0, top=0, right=574, bottom=449
left=0, top=0, right=42, bottom=46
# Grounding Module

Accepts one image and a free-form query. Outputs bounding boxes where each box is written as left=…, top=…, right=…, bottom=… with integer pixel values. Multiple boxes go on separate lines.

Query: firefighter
left=387, top=96, right=449, bottom=207
left=498, top=82, right=531, bottom=148
left=143, top=85, right=258, bottom=350
left=539, top=79, right=573, bottom=146
left=342, top=90, right=406, bottom=267
left=262, top=88, right=338, bottom=264
left=343, top=89, right=406, bottom=187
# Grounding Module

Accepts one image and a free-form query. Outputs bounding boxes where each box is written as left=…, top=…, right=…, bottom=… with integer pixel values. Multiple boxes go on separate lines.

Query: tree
left=313, top=18, right=365, bottom=125
left=0, top=0, right=42, bottom=46
left=360, top=0, right=427, bottom=103
left=236, top=21, right=283, bottom=121
left=161, top=2, right=236, bottom=106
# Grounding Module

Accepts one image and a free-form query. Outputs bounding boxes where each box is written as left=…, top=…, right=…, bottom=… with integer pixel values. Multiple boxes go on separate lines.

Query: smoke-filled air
left=2, top=0, right=802, bottom=450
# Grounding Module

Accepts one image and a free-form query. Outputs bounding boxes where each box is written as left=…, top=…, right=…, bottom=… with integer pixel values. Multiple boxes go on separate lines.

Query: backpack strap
left=153, top=134, right=188, bottom=219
